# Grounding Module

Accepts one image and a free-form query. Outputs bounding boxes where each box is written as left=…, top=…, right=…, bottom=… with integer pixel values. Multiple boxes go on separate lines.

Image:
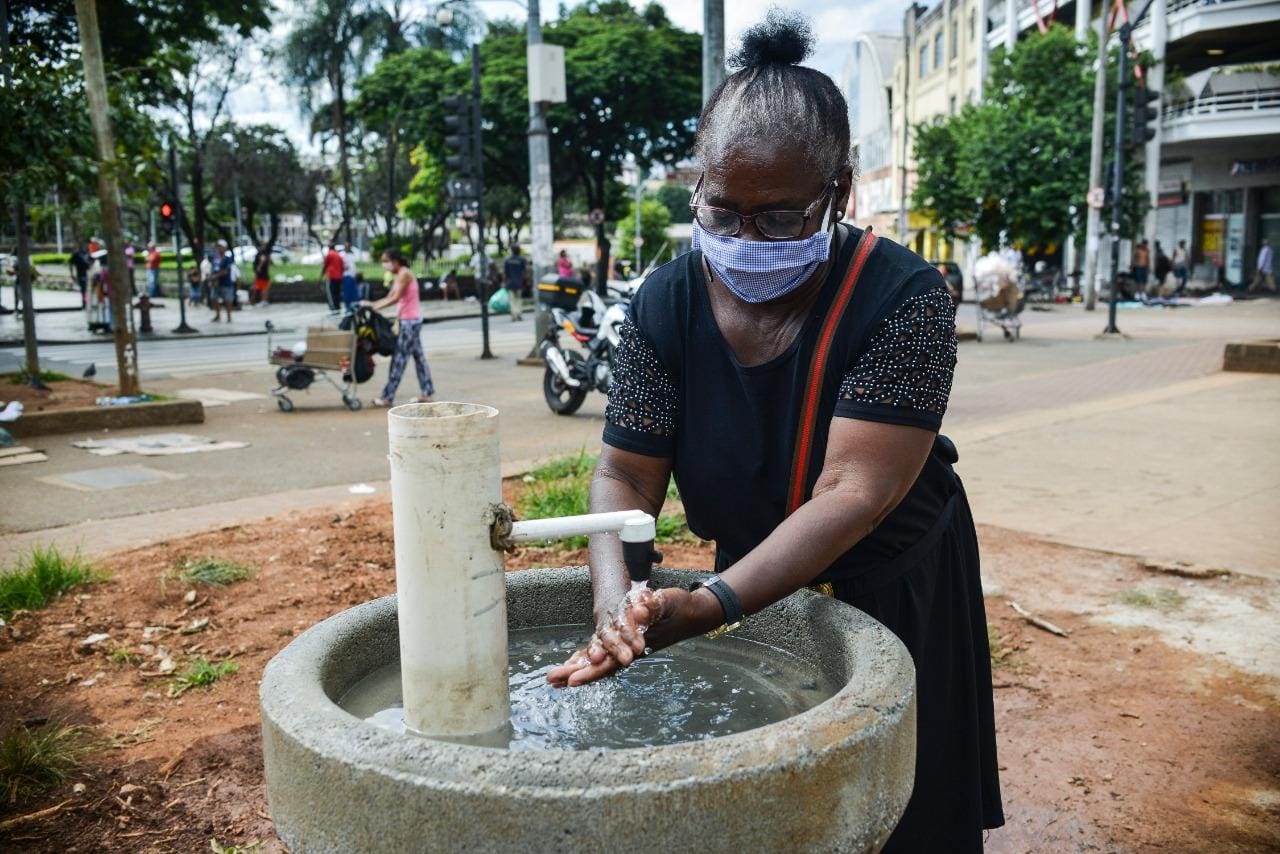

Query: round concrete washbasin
left=260, top=568, right=916, bottom=853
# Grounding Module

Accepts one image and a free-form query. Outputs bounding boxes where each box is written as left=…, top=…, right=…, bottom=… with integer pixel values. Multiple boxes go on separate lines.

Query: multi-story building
left=841, top=33, right=903, bottom=236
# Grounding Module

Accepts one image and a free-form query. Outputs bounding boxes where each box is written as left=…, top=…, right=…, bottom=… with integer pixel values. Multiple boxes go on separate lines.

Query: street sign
left=1087, top=187, right=1105, bottom=209
left=588, top=208, right=606, bottom=225
left=633, top=236, right=644, bottom=247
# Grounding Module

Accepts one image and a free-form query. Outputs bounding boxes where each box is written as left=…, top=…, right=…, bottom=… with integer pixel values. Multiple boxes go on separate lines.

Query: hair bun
left=727, top=8, right=814, bottom=69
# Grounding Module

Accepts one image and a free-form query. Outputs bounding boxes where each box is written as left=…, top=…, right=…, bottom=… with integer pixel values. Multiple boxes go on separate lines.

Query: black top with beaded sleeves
left=603, top=224, right=959, bottom=582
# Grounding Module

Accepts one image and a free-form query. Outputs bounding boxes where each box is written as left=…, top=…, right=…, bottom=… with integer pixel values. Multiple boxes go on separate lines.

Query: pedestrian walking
left=211, top=240, right=234, bottom=322
left=198, top=248, right=213, bottom=307
left=1248, top=239, right=1276, bottom=294
left=545, top=11, right=1001, bottom=851
left=251, top=242, right=271, bottom=305
left=145, top=242, right=162, bottom=296
left=340, top=243, right=360, bottom=313
left=322, top=242, right=343, bottom=315
left=88, top=249, right=111, bottom=331
left=1132, top=239, right=1151, bottom=295
left=557, top=249, right=574, bottom=279
left=1172, top=239, right=1189, bottom=295
left=69, top=243, right=91, bottom=306
left=503, top=245, right=526, bottom=321
left=362, top=248, right=433, bottom=407
left=124, top=240, right=137, bottom=295
left=1154, top=241, right=1171, bottom=294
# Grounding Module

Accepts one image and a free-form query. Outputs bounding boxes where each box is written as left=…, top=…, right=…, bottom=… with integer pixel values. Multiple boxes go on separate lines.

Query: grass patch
left=169, top=658, right=239, bottom=697
left=171, top=556, right=256, bottom=588
left=0, top=722, right=91, bottom=805
left=6, top=370, right=70, bottom=385
left=1113, top=587, right=1187, bottom=610
left=988, top=623, right=1019, bottom=670
left=0, top=546, right=105, bottom=620
left=517, top=451, right=692, bottom=549
left=107, top=646, right=142, bottom=666
left=211, top=840, right=264, bottom=854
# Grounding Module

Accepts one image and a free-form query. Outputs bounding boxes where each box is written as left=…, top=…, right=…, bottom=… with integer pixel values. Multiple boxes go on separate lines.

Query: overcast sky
left=224, top=0, right=917, bottom=154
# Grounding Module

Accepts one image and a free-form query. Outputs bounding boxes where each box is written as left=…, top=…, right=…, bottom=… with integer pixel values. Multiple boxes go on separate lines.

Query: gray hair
left=695, top=8, right=854, bottom=181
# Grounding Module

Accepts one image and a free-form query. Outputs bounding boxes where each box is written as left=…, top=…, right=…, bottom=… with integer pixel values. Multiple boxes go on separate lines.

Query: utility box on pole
left=527, top=44, right=566, bottom=104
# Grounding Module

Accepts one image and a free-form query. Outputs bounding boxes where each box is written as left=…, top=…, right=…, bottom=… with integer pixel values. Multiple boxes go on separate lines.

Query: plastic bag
left=487, top=287, right=509, bottom=315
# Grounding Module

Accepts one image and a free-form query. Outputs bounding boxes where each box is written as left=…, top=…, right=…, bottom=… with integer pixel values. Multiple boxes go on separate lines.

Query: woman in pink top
left=556, top=249, right=574, bottom=279
left=361, top=248, right=433, bottom=407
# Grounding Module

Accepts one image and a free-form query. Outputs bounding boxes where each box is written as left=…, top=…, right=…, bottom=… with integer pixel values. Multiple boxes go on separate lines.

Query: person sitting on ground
left=442, top=268, right=461, bottom=301
left=361, top=248, right=434, bottom=407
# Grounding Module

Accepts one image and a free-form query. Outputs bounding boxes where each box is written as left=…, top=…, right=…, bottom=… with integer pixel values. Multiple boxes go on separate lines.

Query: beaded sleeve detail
left=839, top=288, right=957, bottom=419
left=605, top=315, right=679, bottom=437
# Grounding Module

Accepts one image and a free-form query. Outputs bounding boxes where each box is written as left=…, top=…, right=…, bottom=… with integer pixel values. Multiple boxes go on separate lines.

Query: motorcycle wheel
left=544, top=350, right=588, bottom=415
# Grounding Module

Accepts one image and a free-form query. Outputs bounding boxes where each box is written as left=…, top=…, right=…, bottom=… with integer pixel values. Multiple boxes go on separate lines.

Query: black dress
left=602, top=225, right=1004, bottom=851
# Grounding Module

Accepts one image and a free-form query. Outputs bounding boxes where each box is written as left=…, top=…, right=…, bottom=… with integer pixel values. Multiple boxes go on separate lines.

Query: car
left=929, top=259, right=964, bottom=305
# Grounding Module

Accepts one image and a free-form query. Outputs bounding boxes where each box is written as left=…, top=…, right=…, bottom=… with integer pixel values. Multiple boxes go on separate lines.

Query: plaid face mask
left=692, top=197, right=834, bottom=303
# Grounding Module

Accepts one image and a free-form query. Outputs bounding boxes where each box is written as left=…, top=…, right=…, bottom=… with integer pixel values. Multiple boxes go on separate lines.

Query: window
left=951, top=21, right=959, bottom=59
left=969, top=9, right=976, bottom=41
left=934, top=31, right=944, bottom=69
left=919, top=45, right=929, bottom=77
left=949, top=95, right=957, bottom=115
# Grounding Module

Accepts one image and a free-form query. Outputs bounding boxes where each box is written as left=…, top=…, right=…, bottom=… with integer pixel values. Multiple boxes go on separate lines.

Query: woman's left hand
left=545, top=586, right=718, bottom=688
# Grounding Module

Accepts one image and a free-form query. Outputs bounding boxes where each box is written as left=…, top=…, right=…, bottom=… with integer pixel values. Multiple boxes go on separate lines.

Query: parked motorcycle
left=540, top=288, right=627, bottom=415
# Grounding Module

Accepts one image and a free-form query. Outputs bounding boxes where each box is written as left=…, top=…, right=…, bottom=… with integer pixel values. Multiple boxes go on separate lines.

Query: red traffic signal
left=160, top=202, right=174, bottom=218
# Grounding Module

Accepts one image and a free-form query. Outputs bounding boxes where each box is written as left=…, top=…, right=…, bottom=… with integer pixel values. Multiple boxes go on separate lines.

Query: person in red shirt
left=321, top=243, right=344, bottom=314
left=145, top=243, right=162, bottom=296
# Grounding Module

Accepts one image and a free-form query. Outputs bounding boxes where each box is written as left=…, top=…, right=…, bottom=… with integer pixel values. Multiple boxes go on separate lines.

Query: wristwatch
left=689, top=574, right=744, bottom=639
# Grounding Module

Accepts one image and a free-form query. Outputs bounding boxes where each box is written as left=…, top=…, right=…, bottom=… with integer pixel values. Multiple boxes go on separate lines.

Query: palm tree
left=279, top=0, right=387, bottom=244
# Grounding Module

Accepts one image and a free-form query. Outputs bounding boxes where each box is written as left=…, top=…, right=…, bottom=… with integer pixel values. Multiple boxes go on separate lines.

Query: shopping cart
left=265, top=318, right=367, bottom=412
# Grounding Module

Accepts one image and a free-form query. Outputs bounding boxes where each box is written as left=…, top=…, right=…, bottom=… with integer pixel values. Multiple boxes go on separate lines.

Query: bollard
left=138, top=294, right=153, bottom=333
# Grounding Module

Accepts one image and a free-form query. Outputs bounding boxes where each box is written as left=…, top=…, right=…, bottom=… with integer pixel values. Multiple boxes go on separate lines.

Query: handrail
left=1163, top=87, right=1280, bottom=120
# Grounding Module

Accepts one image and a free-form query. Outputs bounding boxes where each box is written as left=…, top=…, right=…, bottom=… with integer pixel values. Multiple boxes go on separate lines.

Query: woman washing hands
left=545, top=11, right=1001, bottom=852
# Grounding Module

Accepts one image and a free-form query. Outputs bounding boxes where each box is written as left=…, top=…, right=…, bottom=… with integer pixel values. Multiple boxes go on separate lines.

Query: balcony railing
left=1163, top=86, right=1280, bottom=121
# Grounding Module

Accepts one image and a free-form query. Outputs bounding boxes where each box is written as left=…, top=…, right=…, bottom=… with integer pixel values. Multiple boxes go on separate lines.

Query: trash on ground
left=95, top=394, right=157, bottom=407
left=348, top=483, right=377, bottom=494
left=0, top=400, right=23, bottom=422
left=0, top=445, right=48, bottom=466
left=72, top=433, right=248, bottom=456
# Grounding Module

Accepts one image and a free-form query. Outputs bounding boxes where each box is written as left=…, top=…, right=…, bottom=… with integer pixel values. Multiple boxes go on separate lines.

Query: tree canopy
left=912, top=24, right=1149, bottom=253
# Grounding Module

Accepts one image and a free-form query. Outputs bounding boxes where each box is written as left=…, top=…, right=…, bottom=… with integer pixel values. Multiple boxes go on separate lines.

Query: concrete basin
left=260, top=567, right=916, bottom=853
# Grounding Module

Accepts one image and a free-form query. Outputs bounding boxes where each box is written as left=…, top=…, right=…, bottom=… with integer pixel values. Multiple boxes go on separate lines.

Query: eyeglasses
left=689, top=174, right=837, bottom=240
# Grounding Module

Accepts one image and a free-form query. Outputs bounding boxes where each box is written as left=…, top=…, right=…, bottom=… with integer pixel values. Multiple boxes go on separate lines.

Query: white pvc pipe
left=388, top=402, right=509, bottom=741
left=508, top=510, right=654, bottom=544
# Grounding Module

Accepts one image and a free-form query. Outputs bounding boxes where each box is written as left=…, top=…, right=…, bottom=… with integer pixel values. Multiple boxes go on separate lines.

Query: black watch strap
left=689, top=574, right=743, bottom=627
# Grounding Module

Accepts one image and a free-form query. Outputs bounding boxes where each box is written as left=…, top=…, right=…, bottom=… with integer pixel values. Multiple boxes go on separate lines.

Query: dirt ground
left=0, top=489, right=1276, bottom=852
left=1, top=377, right=107, bottom=413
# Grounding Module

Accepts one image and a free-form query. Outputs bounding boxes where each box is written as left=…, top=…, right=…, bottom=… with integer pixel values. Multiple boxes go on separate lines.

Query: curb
left=6, top=398, right=204, bottom=437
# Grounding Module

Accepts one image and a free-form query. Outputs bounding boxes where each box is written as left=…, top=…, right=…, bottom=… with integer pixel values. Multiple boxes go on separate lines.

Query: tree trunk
left=13, top=204, right=43, bottom=388
left=75, top=0, right=140, bottom=396
left=385, top=124, right=397, bottom=250
left=333, top=62, right=354, bottom=247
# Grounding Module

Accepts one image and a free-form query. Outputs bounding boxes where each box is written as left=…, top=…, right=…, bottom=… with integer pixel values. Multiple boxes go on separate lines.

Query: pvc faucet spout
left=498, top=508, right=661, bottom=586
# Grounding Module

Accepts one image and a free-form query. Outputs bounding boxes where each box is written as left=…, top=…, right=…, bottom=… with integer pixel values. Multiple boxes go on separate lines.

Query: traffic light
left=1129, top=83, right=1160, bottom=147
left=159, top=200, right=176, bottom=236
left=444, top=94, right=474, bottom=177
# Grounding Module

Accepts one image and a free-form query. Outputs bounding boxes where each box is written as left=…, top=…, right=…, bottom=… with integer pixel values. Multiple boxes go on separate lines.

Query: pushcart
left=265, top=318, right=365, bottom=412
left=972, top=254, right=1024, bottom=343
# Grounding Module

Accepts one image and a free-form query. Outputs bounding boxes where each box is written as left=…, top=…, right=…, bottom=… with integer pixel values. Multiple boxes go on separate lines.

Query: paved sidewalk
left=0, top=288, right=483, bottom=346
left=3, top=298, right=1277, bottom=580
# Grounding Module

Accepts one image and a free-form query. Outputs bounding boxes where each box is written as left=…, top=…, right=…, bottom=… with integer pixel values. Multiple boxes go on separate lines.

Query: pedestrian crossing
left=0, top=317, right=537, bottom=381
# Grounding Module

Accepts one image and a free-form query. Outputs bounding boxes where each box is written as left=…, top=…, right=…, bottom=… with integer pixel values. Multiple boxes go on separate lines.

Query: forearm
left=587, top=459, right=666, bottom=624
left=719, top=486, right=887, bottom=617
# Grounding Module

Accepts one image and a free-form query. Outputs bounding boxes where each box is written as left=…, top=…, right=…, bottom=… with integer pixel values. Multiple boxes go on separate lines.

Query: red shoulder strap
left=786, top=226, right=878, bottom=516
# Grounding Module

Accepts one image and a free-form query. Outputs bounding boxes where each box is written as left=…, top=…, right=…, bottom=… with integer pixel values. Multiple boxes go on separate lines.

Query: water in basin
left=338, top=624, right=840, bottom=750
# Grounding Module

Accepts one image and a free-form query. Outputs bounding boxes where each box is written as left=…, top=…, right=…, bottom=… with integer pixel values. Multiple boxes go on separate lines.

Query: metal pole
left=1083, top=11, right=1108, bottom=310
left=702, top=0, right=725, bottom=104
left=1143, top=0, right=1167, bottom=252
left=634, top=174, right=642, bottom=272
left=472, top=43, right=493, bottom=360
left=169, top=142, right=196, bottom=334
left=1103, top=24, right=1129, bottom=336
left=55, top=189, right=64, bottom=253
left=526, top=0, right=555, bottom=360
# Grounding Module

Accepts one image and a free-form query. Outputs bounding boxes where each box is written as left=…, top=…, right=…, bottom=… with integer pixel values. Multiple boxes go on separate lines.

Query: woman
left=361, top=248, right=434, bottom=407
left=547, top=12, right=1003, bottom=852
left=556, top=249, right=574, bottom=279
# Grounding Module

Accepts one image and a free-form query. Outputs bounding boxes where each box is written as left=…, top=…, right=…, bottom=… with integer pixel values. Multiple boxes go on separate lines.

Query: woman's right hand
left=546, top=588, right=664, bottom=688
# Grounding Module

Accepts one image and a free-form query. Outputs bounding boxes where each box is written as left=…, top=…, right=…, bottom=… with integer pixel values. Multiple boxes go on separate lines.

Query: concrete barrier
left=260, top=567, right=917, bottom=854
left=1224, top=339, right=1280, bottom=374
left=7, top=399, right=204, bottom=437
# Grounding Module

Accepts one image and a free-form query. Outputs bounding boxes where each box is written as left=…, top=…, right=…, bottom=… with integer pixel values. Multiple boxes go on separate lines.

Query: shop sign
left=1157, top=179, right=1186, bottom=208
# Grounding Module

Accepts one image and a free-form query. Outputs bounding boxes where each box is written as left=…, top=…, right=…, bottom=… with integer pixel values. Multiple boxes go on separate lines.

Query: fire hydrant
left=137, top=294, right=153, bottom=333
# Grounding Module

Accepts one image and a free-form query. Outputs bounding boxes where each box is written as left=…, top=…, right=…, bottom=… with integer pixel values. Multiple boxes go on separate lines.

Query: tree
left=397, top=144, right=449, bottom=260
left=208, top=124, right=309, bottom=251
left=614, top=196, right=671, bottom=269
left=280, top=0, right=393, bottom=243
left=912, top=24, right=1149, bottom=255
left=655, top=183, right=692, bottom=225
left=542, top=2, right=701, bottom=288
